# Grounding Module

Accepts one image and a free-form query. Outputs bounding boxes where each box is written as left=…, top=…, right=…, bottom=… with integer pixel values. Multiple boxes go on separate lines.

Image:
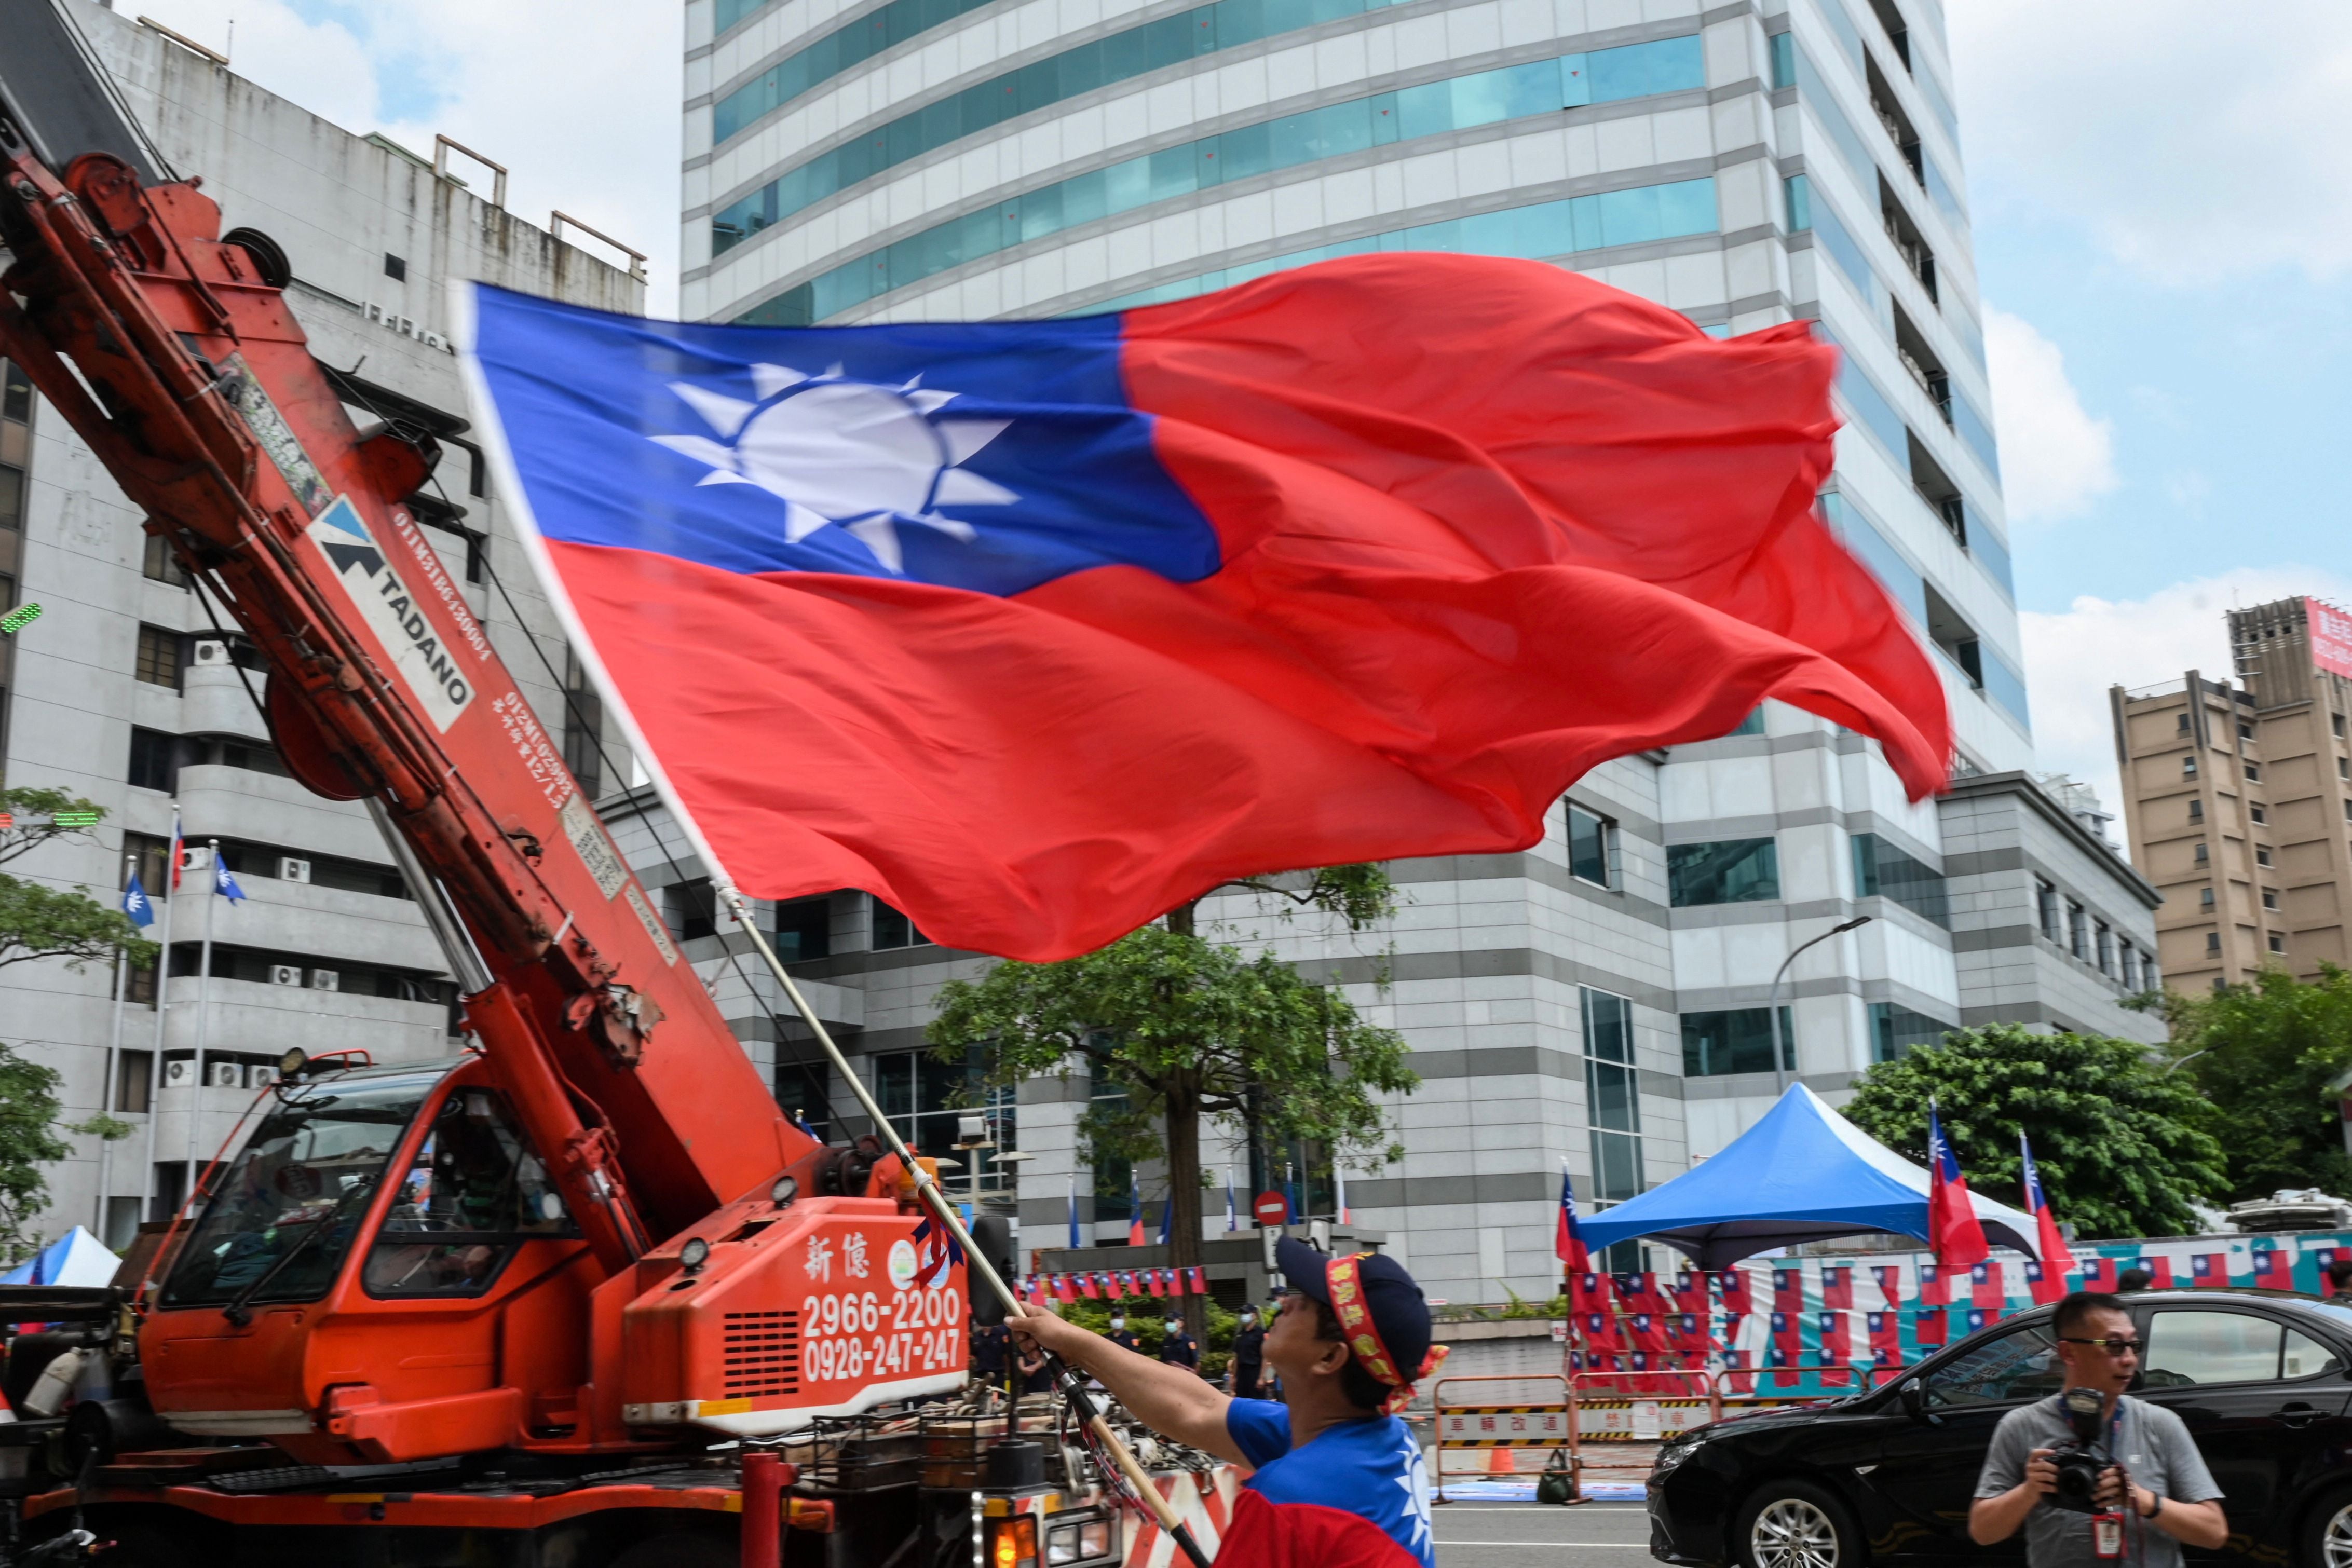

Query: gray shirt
left=1975, top=1394, right=2224, bottom=1568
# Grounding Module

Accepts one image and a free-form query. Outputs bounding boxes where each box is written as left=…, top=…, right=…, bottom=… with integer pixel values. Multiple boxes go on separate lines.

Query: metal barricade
left=1562, top=1367, right=1720, bottom=1501
left=1431, top=1375, right=1572, bottom=1504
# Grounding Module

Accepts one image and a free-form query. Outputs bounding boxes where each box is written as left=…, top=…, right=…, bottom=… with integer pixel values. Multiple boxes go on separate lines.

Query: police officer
left=1159, top=1316, right=1200, bottom=1371
left=1229, top=1305, right=1267, bottom=1398
left=971, top=1319, right=1011, bottom=1383
left=1105, top=1313, right=1140, bottom=1353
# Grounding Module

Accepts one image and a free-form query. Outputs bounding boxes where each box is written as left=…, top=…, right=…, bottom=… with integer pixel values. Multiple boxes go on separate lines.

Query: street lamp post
left=1771, top=916, right=1873, bottom=1096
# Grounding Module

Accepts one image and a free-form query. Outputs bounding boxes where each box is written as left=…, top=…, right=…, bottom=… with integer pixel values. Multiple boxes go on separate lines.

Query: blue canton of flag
left=120, top=872, right=154, bottom=929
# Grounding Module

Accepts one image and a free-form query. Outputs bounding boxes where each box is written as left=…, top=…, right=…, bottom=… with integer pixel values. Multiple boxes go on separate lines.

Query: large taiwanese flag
left=460, top=256, right=1950, bottom=960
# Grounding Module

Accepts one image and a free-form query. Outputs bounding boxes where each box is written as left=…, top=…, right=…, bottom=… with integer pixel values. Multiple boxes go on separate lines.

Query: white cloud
left=1950, top=2, right=2352, bottom=285
left=2021, top=568, right=2352, bottom=846
left=1983, top=307, right=2117, bottom=524
left=133, top=0, right=683, bottom=312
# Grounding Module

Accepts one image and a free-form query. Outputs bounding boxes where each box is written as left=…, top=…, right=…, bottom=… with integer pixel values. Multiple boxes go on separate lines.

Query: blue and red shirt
left=1221, top=1400, right=1434, bottom=1568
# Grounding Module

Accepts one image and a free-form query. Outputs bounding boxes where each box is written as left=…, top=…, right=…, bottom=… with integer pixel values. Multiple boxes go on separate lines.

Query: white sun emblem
left=650, top=362, right=1018, bottom=574
left=1396, top=1428, right=1433, bottom=1553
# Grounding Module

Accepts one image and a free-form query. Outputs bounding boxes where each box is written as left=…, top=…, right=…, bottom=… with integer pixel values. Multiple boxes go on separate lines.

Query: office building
left=0, top=1, right=644, bottom=1247
left=2113, top=597, right=2352, bottom=991
left=668, top=0, right=2171, bottom=1302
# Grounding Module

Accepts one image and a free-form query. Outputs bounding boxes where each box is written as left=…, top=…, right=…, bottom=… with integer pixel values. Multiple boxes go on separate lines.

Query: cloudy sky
left=122, top=0, right=2352, bottom=834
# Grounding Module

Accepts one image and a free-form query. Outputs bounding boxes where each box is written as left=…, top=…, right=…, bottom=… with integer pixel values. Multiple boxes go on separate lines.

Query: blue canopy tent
left=1576, top=1084, right=2040, bottom=1268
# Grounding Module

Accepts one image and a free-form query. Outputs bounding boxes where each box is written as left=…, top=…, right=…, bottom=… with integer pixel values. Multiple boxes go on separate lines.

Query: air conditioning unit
left=244, top=1065, right=279, bottom=1089
left=191, top=640, right=232, bottom=667
left=278, top=857, right=311, bottom=884
left=205, top=1061, right=241, bottom=1088
left=180, top=845, right=211, bottom=873
left=268, top=964, right=303, bottom=987
left=307, top=968, right=341, bottom=993
left=162, top=1059, right=197, bottom=1090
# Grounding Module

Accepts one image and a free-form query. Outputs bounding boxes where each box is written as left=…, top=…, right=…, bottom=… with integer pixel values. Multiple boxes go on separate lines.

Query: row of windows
left=3, top=361, right=29, bottom=425
left=2033, top=877, right=2154, bottom=989
left=740, top=143, right=1715, bottom=324
left=712, top=32, right=1703, bottom=256
left=127, top=728, right=289, bottom=794
left=1851, top=830, right=1949, bottom=928
left=715, top=0, right=1412, bottom=153
left=1663, top=830, right=1952, bottom=920
left=1676, top=999, right=1954, bottom=1076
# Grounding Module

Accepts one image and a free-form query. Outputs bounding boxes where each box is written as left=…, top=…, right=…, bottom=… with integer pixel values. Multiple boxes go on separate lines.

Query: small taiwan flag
left=1054, top=1274, right=1077, bottom=1302
left=1773, top=1269, right=1804, bottom=1314
left=1571, top=1271, right=1612, bottom=1312
left=1186, top=1265, right=1207, bottom=1294
left=2255, top=1249, right=2293, bottom=1290
left=1817, top=1311, right=1852, bottom=1362
left=1769, top=1311, right=1802, bottom=1357
left=2138, top=1256, right=2175, bottom=1288
left=1078, top=1273, right=1102, bottom=1299
left=2025, top=1260, right=2067, bottom=1305
left=1867, top=1311, right=1901, bottom=1360
left=2079, top=1257, right=2119, bottom=1292
left=1669, top=1313, right=1704, bottom=1351
left=1913, top=1309, right=1949, bottom=1347
left=1873, top=1265, right=1904, bottom=1310
left=1671, top=1271, right=1708, bottom=1314
left=1555, top=1162, right=1590, bottom=1272
left=1821, top=1267, right=1854, bottom=1309
left=1966, top=1307, right=1994, bottom=1333
left=1918, top=1263, right=1950, bottom=1306
left=2190, top=1254, right=2225, bottom=1288
left=1628, top=1313, right=1668, bottom=1351
left=1580, top=1310, right=1622, bottom=1351
left=1716, top=1270, right=1755, bottom=1315
left=1971, top=1260, right=2006, bottom=1308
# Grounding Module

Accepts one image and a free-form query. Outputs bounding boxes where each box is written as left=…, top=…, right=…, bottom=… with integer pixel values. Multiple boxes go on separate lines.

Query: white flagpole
left=185, top=840, right=219, bottom=1192
left=140, top=810, right=178, bottom=1223
left=95, top=854, right=133, bottom=1236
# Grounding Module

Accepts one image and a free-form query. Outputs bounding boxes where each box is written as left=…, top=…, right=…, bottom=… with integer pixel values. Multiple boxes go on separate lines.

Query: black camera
left=2045, top=1386, right=2113, bottom=1515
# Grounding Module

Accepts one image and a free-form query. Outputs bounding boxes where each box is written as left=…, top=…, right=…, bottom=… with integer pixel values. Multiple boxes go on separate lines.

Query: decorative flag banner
left=1580, top=1310, right=1622, bottom=1352
left=1716, top=1270, right=1755, bottom=1315
left=1186, top=1265, right=1208, bottom=1293
left=1054, top=1274, right=1077, bottom=1303
left=2190, top=1253, right=2226, bottom=1288
left=1820, top=1267, right=1853, bottom=1310
left=2137, top=1256, right=2176, bottom=1289
left=1668, top=1313, right=1704, bottom=1352
left=1769, top=1311, right=1802, bottom=1358
left=1772, top=1270, right=1804, bottom=1315
left=2080, top=1257, right=2119, bottom=1293
left=1918, top=1262, right=1949, bottom=1306
left=1913, top=1308, right=1948, bottom=1347
left=1628, top=1313, right=1668, bottom=1352
left=2255, top=1249, right=2293, bottom=1290
left=1555, top=1161, right=1589, bottom=1273
left=1079, top=1273, right=1102, bottom=1299
left=461, top=258, right=1952, bottom=964
left=1873, top=1265, right=1903, bottom=1311
left=2025, top=1260, right=2067, bottom=1306
left=1671, top=1271, right=1708, bottom=1315
left=1817, top=1311, right=1852, bottom=1364
left=1971, top=1260, right=2006, bottom=1310
left=1614, top=1272, right=1666, bottom=1314
left=1926, top=1100, right=1991, bottom=1269
left=1965, top=1307, right=1994, bottom=1334
left=1571, top=1271, right=1612, bottom=1314
left=1107, top=1271, right=1129, bottom=1299
left=1867, top=1311, right=1901, bottom=1361
left=2018, top=1131, right=2074, bottom=1275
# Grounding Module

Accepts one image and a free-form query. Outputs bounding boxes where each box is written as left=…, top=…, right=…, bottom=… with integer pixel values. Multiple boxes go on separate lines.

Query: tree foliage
left=1843, top=1024, right=2225, bottom=1239
left=0, top=787, right=156, bottom=973
left=2157, top=967, right=2352, bottom=1201
left=0, top=1043, right=73, bottom=1257
left=928, top=870, right=1416, bottom=1333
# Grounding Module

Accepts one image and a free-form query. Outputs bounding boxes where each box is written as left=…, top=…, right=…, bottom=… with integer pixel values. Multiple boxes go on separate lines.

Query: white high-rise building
left=0, top=1, right=643, bottom=1249
left=656, top=0, right=2163, bottom=1304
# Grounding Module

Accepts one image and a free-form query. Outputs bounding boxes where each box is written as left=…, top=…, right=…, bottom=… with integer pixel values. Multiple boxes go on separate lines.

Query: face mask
left=1166, top=1322, right=1181, bottom=1334
left=1110, top=1318, right=1124, bottom=1330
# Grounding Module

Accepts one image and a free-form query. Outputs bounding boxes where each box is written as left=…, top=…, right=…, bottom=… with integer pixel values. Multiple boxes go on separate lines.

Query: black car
left=1648, top=1289, right=2352, bottom=1568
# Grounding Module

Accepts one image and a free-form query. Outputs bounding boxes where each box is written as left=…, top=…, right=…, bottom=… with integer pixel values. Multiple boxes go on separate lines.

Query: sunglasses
left=2058, top=1336, right=2143, bottom=1356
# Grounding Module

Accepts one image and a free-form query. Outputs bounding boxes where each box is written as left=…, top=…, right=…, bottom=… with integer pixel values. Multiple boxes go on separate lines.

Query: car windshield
left=159, top=1070, right=442, bottom=1308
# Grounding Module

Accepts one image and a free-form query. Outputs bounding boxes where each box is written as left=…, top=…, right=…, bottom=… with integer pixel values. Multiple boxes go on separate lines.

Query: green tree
left=1843, top=1024, right=2225, bottom=1239
left=2157, top=967, right=2352, bottom=1201
left=928, top=868, right=1416, bottom=1338
left=0, top=785, right=157, bottom=973
left=0, top=1043, right=75, bottom=1258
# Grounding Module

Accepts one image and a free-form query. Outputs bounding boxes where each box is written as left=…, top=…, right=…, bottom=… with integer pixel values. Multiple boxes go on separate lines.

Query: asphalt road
left=1432, top=1499, right=1657, bottom=1568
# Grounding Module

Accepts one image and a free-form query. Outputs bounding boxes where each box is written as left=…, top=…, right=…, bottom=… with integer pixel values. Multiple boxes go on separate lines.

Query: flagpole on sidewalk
left=96, top=934, right=127, bottom=1235
left=185, top=840, right=220, bottom=1188
left=140, top=805, right=180, bottom=1224
left=717, top=885, right=1212, bottom=1568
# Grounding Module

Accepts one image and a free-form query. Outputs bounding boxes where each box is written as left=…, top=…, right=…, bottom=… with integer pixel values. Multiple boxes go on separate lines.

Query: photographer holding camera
left=1969, top=1292, right=2227, bottom=1565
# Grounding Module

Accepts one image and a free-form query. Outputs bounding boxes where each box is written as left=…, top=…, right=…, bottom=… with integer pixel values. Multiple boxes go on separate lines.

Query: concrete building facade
left=2113, top=598, right=2352, bottom=993
left=0, top=1, right=643, bottom=1249
left=669, top=0, right=2168, bottom=1302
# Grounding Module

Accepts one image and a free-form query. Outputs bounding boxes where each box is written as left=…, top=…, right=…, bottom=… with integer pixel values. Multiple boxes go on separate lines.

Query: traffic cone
left=1487, top=1447, right=1516, bottom=1475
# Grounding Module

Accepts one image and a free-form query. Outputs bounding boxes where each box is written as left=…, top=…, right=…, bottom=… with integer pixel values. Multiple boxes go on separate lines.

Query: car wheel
left=2304, top=1486, right=2352, bottom=1568
left=1735, top=1480, right=1861, bottom=1568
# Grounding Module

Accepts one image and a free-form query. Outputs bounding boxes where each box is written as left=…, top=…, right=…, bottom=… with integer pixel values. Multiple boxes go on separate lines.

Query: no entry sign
left=1252, top=1191, right=1289, bottom=1226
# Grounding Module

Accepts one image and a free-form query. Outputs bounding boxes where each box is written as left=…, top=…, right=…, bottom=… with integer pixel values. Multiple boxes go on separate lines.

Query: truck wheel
left=2303, top=1484, right=2352, bottom=1568
left=1733, top=1479, right=1861, bottom=1568
left=609, top=1533, right=738, bottom=1568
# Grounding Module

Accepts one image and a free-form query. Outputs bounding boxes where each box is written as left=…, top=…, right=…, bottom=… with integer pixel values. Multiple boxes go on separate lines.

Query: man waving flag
left=461, top=255, right=1951, bottom=961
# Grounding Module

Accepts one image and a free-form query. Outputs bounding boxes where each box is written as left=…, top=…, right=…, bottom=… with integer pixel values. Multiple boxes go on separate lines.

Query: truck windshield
left=159, top=1070, right=441, bottom=1309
